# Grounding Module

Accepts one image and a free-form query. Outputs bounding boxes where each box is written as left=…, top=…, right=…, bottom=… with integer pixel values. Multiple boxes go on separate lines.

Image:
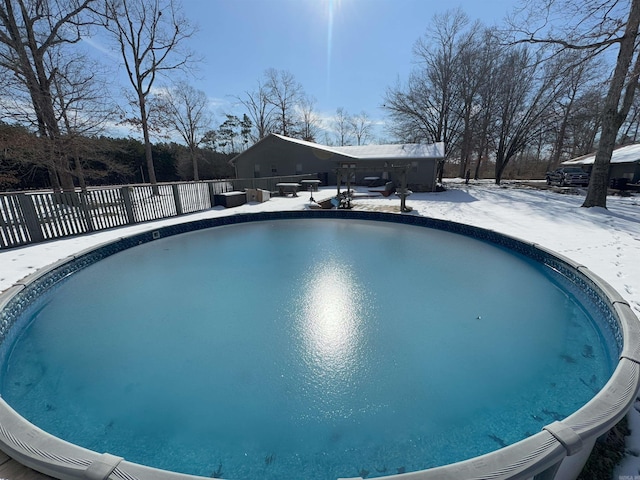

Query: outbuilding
left=562, top=144, right=640, bottom=185
left=229, top=133, right=446, bottom=192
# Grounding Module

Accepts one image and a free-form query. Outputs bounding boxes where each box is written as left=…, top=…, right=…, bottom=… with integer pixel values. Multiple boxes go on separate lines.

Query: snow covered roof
left=331, top=142, right=445, bottom=159
left=562, top=144, right=640, bottom=165
left=269, top=133, right=445, bottom=160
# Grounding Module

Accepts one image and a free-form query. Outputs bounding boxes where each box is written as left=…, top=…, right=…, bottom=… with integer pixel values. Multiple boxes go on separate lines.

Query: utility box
left=244, top=188, right=270, bottom=202
left=257, top=189, right=270, bottom=202
left=245, top=188, right=258, bottom=202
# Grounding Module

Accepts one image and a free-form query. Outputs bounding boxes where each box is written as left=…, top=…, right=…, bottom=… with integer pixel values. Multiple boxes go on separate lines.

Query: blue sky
left=102, top=0, right=517, bottom=142
left=178, top=0, right=520, bottom=139
left=180, top=0, right=517, bottom=141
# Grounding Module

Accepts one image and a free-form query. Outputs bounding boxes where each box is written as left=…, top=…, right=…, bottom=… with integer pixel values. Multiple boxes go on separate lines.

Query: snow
left=331, top=141, right=446, bottom=159
left=1, top=179, right=640, bottom=477
left=563, top=143, right=640, bottom=165
left=265, top=133, right=445, bottom=159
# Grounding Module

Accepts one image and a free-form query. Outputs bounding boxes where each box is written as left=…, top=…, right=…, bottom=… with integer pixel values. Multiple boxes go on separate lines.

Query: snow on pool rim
left=0, top=210, right=638, bottom=480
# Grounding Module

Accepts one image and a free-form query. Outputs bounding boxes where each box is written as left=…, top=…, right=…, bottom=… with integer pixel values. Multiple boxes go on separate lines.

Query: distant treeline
left=0, top=122, right=235, bottom=192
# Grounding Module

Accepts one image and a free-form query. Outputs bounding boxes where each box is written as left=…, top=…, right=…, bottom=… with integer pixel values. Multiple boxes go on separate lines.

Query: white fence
left=0, top=175, right=316, bottom=249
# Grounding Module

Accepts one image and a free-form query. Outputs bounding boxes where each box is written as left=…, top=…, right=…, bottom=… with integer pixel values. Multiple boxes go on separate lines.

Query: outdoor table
left=300, top=179, right=322, bottom=192
left=276, top=183, right=301, bottom=197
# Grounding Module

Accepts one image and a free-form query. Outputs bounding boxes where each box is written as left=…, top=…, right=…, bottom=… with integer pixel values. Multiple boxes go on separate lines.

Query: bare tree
left=264, top=68, right=303, bottom=137
left=102, top=0, right=195, bottom=191
left=299, top=96, right=321, bottom=142
left=492, top=45, right=564, bottom=184
left=0, top=0, right=98, bottom=191
left=459, top=27, right=506, bottom=180
left=384, top=75, right=440, bottom=143
left=156, top=82, right=211, bottom=180
left=349, top=111, right=373, bottom=145
left=452, top=23, right=492, bottom=178
left=470, top=32, right=502, bottom=180
left=413, top=8, right=468, bottom=146
left=333, top=107, right=352, bottom=146
left=47, top=47, right=115, bottom=190
left=384, top=9, right=467, bottom=178
left=619, top=83, right=640, bottom=143
left=235, top=79, right=275, bottom=142
left=566, top=89, right=604, bottom=157
left=546, top=53, right=604, bottom=169
left=510, top=0, right=640, bottom=208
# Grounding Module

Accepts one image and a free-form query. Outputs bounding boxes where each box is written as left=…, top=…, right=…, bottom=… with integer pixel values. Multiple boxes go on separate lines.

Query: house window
left=296, top=163, right=303, bottom=174
left=254, top=164, right=260, bottom=178
left=271, top=165, right=277, bottom=174
left=341, top=163, right=356, bottom=183
left=412, top=161, right=418, bottom=173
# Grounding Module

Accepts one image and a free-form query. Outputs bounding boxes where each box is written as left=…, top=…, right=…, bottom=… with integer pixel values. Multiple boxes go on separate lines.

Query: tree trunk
left=458, top=109, right=473, bottom=178
left=191, top=146, right=199, bottom=181
left=54, top=142, right=76, bottom=192
left=73, top=153, right=87, bottom=192
left=583, top=0, right=640, bottom=208
left=139, top=95, right=159, bottom=194
left=584, top=121, right=617, bottom=207
left=549, top=97, right=574, bottom=170
left=143, top=127, right=158, bottom=191
left=473, top=144, right=485, bottom=180
left=495, top=159, right=506, bottom=185
left=33, top=51, right=75, bottom=191
left=47, top=165, right=62, bottom=192
left=495, top=140, right=506, bottom=185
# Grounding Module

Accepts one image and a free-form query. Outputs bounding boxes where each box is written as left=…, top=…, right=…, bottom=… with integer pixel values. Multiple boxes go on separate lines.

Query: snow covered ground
left=1, top=179, right=639, bottom=478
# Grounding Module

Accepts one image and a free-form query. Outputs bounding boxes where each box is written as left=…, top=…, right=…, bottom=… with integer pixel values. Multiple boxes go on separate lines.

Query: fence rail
left=0, top=175, right=316, bottom=250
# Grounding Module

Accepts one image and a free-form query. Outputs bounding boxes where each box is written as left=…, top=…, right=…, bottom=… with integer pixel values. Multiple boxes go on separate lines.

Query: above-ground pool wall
left=554, top=437, right=598, bottom=480
left=0, top=210, right=638, bottom=480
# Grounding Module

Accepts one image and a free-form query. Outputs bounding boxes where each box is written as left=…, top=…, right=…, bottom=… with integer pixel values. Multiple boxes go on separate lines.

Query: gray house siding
left=332, top=159, right=439, bottom=192
left=562, top=144, right=640, bottom=184
left=577, top=162, right=640, bottom=183
left=232, top=134, right=442, bottom=192
left=610, top=163, right=640, bottom=183
left=233, top=136, right=340, bottom=183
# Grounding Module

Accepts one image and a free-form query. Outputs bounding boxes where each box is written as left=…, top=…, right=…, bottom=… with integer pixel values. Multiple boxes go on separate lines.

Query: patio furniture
left=300, top=179, right=322, bottom=192
left=276, top=183, right=301, bottom=197
left=214, top=191, right=247, bottom=208
left=363, top=176, right=381, bottom=187
left=368, top=181, right=396, bottom=197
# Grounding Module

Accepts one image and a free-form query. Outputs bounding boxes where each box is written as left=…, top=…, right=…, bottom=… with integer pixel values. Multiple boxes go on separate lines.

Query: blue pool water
left=0, top=219, right=614, bottom=480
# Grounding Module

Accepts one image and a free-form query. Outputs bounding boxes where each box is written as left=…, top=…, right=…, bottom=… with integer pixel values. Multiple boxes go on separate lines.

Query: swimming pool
left=0, top=210, right=638, bottom=480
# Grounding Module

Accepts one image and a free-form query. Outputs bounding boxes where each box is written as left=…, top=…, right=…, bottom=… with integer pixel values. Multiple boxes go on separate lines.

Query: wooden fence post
left=78, top=192, right=95, bottom=232
left=16, top=194, right=45, bottom=243
left=172, top=184, right=183, bottom=215
left=120, top=187, right=136, bottom=224
left=207, top=182, right=216, bottom=207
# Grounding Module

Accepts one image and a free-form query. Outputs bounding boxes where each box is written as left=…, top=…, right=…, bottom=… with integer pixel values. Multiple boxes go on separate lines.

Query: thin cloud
left=81, top=36, right=121, bottom=62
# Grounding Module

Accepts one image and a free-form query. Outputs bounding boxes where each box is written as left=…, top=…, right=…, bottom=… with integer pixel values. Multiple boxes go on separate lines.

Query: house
left=562, top=144, right=640, bottom=184
left=229, top=133, right=446, bottom=192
